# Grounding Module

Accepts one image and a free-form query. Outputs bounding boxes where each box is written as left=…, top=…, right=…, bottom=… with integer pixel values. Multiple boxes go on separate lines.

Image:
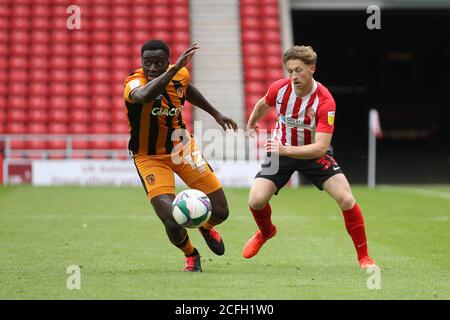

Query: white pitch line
left=378, top=186, right=450, bottom=201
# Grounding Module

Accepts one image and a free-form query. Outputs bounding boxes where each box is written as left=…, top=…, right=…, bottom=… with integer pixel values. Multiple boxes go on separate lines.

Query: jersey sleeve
left=123, top=76, right=146, bottom=103
left=264, top=83, right=279, bottom=107
left=315, top=98, right=336, bottom=134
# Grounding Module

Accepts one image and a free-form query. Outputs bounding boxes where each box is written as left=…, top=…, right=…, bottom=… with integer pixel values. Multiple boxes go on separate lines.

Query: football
left=172, top=189, right=212, bottom=228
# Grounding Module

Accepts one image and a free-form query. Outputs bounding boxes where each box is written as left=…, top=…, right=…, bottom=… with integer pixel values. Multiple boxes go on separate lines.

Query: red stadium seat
left=7, top=110, right=26, bottom=122
left=130, top=18, right=148, bottom=30
left=11, top=43, right=28, bottom=55
left=26, top=125, right=48, bottom=149
left=71, top=70, right=90, bottom=82
left=47, top=123, right=67, bottom=150
left=31, top=4, right=51, bottom=17
left=261, top=5, right=279, bottom=17
left=50, top=30, right=70, bottom=43
left=72, top=83, right=90, bottom=96
left=72, top=43, right=90, bottom=56
left=91, top=18, right=111, bottom=31
left=240, top=5, right=260, bottom=17
left=31, top=30, right=50, bottom=44
left=244, top=82, right=267, bottom=96
left=243, top=43, right=264, bottom=56
left=91, top=57, right=109, bottom=69
left=48, top=123, right=68, bottom=135
left=90, top=123, right=111, bottom=149
left=9, top=57, right=28, bottom=69
left=112, top=108, right=126, bottom=122
left=266, top=57, right=282, bottom=69
left=92, top=96, right=111, bottom=110
left=153, top=5, right=171, bottom=18
left=71, top=96, right=90, bottom=109
left=29, top=96, right=48, bottom=109
left=30, top=83, right=49, bottom=96
left=171, top=5, right=189, bottom=18
left=112, top=6, right=130, bottom=18
left=243, top=56, right=265, bottom=69
left=91, top=110, right=111, bottom=123
left=11, top=4, right=30, bottom=17
left=31, top=43, right=50, bottom=56
left=69, top=123, right=89, bottom=134
left=50, top=56, right=69, bottom=69
left=10, top=82, right=27, bottom=96
left=71, top=56, right=90, bottom=69
left=90, top=5, right=111, bottom=18
left=33, top=56, right=49, bottom=70
left=6, top=122, right=26, bottom=134
left=171, top=18, right=189, bottom=30
left=264, top=17, right=279, bottom=31
left=241, top=17, right=261, bottom=30
left=111, top=121, right=129, bottom=134
left=8, top=96, right=27, bottom=109
left=10, top=30, right=29, bottom=43
left=264, top=30, right=281, bottom=43
left=92, top=83, right=110, bottom=96
left=49, top=109, right=69, bottom=123
left=131, top=5, right=149, bottom=18
left=31, top=17, right=51, bottom=30
left=112, top=31, right=130, bottom=43
left=50, top=82, right=70, bottom=96
left=70, top=109, right=89, bottom=123
left=72, top=30, right=90, bottom=43
left=49, top=97, right=70, bottom=109
left=92, top=42, right=111, bottom=57
left=242, top=29, right=263, bottom=42
left=30, top=70, right=49, bottom=82
left=28, top=109, right=48, bottom=123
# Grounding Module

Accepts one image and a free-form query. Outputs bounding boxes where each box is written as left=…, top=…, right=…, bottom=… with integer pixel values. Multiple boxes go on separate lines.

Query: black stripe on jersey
left=172, top=80, right=185, bottom=105
left=133, top=157, right=148, bottom=195
left=172, top=80, right=187, bottom=130
left=125, top=101, right=143, bottom=154
left=161, top=90, right=176, bottom=153
left=148, top=97, right=161, bottom=155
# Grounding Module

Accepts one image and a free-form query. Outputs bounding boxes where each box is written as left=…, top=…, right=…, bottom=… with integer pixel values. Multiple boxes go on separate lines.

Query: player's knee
left=248, top=193, right=268, bottom=210
left=338, top=194, right=355, bottom=210
left=213, top=202, right=229, bottom=222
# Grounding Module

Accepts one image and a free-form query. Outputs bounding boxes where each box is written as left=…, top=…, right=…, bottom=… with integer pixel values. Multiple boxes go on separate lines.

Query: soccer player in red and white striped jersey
left=242, top=45, right=376, bottom=269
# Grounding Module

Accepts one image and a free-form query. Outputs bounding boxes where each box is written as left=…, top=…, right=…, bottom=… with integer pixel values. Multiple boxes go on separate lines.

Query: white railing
left=0, top=134, right=131, bottom=159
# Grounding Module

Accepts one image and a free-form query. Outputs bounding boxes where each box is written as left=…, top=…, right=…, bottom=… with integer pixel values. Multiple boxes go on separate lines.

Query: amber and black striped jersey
left=123, top=66, right=190, bottom=155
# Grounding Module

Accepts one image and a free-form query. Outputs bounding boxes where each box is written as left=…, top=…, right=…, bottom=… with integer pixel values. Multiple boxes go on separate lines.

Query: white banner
left=31, top=160, right=263, bottom=188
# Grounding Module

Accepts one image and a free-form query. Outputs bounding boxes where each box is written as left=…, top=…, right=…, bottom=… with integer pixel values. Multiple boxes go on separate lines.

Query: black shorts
left=255, top=152, right=344, bottom=194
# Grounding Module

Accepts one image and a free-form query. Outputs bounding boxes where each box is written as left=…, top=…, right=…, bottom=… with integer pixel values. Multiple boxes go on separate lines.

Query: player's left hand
left=264, top=139, right=287, bottom=156
left=215, top=113, right=238, bottom=132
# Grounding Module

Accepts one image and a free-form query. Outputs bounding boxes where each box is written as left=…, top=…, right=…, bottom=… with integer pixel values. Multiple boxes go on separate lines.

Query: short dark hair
left=141, top=40, right=170, bottom=57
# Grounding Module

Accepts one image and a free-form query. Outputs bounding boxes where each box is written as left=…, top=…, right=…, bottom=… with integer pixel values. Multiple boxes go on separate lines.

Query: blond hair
left=282, top=45, right=317, bottom=65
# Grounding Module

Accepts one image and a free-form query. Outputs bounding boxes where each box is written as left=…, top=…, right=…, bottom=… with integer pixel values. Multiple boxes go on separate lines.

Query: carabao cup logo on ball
left=172, top=189, right=212, bottom=228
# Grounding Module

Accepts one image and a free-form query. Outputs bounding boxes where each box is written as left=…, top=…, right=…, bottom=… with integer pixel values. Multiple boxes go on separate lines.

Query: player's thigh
left=134, top=155, right=176, bottom=200
left=248, top=177, right=277, bottom=209
left=322, top=173, right=355, bottom=210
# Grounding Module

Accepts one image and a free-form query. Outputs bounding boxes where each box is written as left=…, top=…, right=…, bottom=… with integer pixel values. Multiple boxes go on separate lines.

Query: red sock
left=342, top=203, right=369, bottom=260
left=250, top=203, right=274, bottom=237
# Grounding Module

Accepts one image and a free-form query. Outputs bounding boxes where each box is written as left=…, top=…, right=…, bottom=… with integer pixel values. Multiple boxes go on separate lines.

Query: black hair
left=141, top=39, right=170, bottom=57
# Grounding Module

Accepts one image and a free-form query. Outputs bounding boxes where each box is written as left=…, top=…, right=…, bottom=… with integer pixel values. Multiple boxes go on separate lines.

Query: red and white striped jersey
left=265, top=78, right=336, bottom=146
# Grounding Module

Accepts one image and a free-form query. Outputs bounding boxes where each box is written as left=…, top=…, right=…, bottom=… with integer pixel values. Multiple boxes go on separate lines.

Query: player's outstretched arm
left=186, top=84, right=238, bottom=131
left=246, top=97, right=271, bottom=138
left=265, top=132, right=332, bottom=160
left=130, top=43, right=199, bottom=104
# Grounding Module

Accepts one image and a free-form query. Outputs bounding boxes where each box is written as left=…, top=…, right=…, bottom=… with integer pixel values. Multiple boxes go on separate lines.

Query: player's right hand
left=174, top=43, right=199, bottom=70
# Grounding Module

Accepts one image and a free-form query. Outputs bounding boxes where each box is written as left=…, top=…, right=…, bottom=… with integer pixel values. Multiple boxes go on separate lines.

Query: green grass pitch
left=1, top=185, right=449, bottom=299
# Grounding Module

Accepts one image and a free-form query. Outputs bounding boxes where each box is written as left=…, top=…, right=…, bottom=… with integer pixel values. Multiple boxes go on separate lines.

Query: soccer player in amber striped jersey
left=242, top=45, right=376, bottom=269
left=124, top=40, right=237, bottom=272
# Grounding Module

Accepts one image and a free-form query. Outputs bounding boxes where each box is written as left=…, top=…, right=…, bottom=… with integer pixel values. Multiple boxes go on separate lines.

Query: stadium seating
left=0, top=0, right=192, bottom=159
left=240, top=0, right=282, bottom=129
